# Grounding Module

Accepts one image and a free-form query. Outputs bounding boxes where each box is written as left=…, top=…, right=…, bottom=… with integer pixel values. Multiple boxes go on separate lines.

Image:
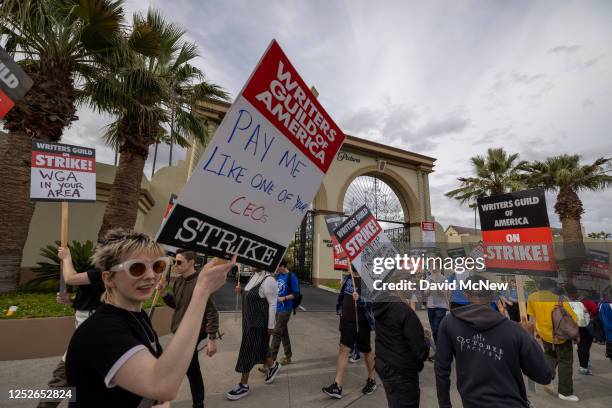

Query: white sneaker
left=558, top=394, right=579, bottom=402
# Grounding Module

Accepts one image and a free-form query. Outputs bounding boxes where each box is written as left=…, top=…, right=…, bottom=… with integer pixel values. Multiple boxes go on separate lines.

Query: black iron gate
left=384, top=225, right=411, bottom=253
left=293, top=210, right=315, bottom=283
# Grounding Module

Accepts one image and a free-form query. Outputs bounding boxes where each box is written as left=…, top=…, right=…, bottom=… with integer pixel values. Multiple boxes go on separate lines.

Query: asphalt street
left=213, top=279, right=338, bottom=312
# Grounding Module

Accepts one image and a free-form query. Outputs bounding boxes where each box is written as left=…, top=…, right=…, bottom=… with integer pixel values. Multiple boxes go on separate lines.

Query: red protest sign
left=324, top=214, right=349, bottom=270
left=242, top=40, right=344, bottom=173
left=0, top=88, right=15, bottom=118
left=478, top=188, right=556, bottom=275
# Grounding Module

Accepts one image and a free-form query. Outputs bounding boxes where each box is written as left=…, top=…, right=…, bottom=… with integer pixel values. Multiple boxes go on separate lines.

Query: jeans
left=577, top=327, right=593, bottom=369
left=270, top=311, right=292, bottom=361
left=187, top=332, right=209, bottom=408
left=427, top=308, right=447, bottom=344
left=375, top=365, right=420, bottom=408
left=542, top=340, right=573, bottom=396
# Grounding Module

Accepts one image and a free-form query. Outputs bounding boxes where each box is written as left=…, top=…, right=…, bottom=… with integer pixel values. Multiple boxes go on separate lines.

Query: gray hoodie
left=435, top=304, right=551, bottom=408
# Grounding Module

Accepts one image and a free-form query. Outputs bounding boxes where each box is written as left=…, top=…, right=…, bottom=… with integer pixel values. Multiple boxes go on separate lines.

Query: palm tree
left=0, top=0, right=128, bottom=293
left=150, top=128, right=170, bottom=178
left=86, top=9, right=229, bottom=238
left=524, top=155, right=612, bottom=276
left=446, top=147, right=527, bottom=205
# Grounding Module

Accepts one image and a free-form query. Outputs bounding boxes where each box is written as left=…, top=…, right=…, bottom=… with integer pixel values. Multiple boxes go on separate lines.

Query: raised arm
left=58, top=247, right=91, bottom=286
left=112, top=256, right=236, bottom=402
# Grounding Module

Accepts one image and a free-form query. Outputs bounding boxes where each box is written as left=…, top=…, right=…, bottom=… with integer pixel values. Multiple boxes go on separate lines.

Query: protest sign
left=581, top=249, right=610, bottom=280
left=30, top=140, right=96, bottom=202
left=163, top=194, right=178, bottom=219
left=0, top=46, right=33, bottom=118
left=421, top=221, right=435, bottom=247
left=333, top=205, right=397, bottom=291
left=157, top=40, right=345, bottom=270
left=30, top=140, right=96, bottom=293
left=324, top=214, right=348, bottom=270
left=477, top=188, right=556, bottom=275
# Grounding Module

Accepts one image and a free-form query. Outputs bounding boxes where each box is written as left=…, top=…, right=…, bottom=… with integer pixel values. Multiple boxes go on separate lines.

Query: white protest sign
left=157, top=40, right=345, bottom=269
left=30, top=140, right=96, bottom=202
left=333, top=205, right=397, bottom=291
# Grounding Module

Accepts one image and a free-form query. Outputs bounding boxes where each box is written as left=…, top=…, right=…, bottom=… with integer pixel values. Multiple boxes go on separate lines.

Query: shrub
left=24, top=240, right=95, bottom=291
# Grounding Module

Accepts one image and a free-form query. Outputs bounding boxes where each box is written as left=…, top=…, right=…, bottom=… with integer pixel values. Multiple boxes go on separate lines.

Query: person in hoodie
left=435, top=274, right=552, bottom=408
left=374, top=292, right=430, bottom=408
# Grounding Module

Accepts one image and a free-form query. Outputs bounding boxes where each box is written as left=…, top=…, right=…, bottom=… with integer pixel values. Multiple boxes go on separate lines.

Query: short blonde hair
left=93, top=228, right=166, bottom=303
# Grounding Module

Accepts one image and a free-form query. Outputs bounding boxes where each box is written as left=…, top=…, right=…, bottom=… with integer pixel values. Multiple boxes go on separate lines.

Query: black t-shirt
left=66, top=304, right=163, bottom=407
left=72, top=268, right=105, bottom=311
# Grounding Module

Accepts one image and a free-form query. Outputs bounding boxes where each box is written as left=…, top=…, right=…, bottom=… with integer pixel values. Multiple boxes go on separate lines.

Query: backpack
left=287, top=272, right=303, bottom=315
left=552, top=297, right=579, bottom=342
left=587, top=306, right=606, bottom=342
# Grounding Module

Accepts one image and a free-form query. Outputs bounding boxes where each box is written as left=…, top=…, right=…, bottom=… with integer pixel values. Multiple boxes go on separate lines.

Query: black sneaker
left=322, top=382, right=343, bottom=399
left=265, top=362, right=281, bottom=384
left=362, top=378, right=377, bottom=395
left=226, top=383, right=250, bottom=400
left=349, top=351, right=361, bottom=363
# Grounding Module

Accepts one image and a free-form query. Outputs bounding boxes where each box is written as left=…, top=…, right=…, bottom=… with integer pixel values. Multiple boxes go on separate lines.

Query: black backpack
left=287, top=272, right=303, bottom=314
left=587, top=309, right=606, bottom=343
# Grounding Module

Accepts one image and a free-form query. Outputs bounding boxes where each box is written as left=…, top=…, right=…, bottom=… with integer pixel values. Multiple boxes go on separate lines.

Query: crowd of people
left=36, top=229, right=612, bottom=408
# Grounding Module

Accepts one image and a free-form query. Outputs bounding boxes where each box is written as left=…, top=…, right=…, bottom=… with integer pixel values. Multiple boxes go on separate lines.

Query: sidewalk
left=1, top=311, right=610, bottom=407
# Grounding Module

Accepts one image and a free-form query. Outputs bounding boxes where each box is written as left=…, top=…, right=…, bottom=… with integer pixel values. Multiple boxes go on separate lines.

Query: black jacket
left=373, top=300, right=429, bottom=380
left=435, top=304, right=552, bottom=408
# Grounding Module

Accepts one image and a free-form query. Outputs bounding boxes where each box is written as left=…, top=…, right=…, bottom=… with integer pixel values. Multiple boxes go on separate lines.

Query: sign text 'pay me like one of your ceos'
left=157, top=40, right=345, bottom=269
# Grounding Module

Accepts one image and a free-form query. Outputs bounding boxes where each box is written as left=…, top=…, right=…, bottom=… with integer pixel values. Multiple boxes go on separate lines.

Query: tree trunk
left=0, top=133, right=36, bottom=293
left=98, top=147, right=147, bottom=239
left=555, top=187, right=586, bottom=282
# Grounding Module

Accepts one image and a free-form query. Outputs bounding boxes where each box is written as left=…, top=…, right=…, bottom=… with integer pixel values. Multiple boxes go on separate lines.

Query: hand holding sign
left=196, top=254, right=238, bottom=297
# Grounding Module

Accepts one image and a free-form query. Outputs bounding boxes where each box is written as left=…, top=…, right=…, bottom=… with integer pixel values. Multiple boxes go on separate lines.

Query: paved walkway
left=1, top=311, right=610, bottom=407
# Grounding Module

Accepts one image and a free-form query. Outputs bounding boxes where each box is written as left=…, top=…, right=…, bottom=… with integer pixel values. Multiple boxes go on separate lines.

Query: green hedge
left=0, top=291, right=165, bottom=320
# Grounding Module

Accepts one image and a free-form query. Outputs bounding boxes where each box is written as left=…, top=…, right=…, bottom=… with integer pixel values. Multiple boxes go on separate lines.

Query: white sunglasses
left=110, top=257, right=172, bottom=279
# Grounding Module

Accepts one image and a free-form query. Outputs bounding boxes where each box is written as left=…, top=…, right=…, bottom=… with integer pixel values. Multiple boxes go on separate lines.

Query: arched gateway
left=293, top=135, right=436, bottom=286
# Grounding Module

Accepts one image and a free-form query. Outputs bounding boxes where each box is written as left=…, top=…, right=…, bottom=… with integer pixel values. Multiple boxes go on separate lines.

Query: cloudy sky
left=61, top=0, right=612, bottom=233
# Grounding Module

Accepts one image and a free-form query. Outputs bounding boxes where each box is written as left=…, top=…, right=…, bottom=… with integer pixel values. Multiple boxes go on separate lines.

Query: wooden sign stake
left=59, top=202, right=69, bottom=294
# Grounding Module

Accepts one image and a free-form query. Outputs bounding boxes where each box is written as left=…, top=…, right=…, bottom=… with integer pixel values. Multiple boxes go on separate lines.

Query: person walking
left=38, top=246, right=105, bottom=408
left=227, top=267, right=280, bottom=401
left=269, top=259, right=300, bottom=365
left=447, top=269, right=469, bottom=309
left=322, top=271, right=377, bottom=399
left=527, top=278, right=579, bottom=402
left=158, top=249, right=220, bottom=408
left=65, top=229, right=235, bottom=407
left=435, top=274, right=552, bottom=408
left=501, top=280, right=521, bottom=322
left=374, top=293, right=429, bottom=408
left=565, top=284, right=594, bottom=375
left=424, top=269, right=449, bottom=345
left=599, top=289, right=612, bottom=362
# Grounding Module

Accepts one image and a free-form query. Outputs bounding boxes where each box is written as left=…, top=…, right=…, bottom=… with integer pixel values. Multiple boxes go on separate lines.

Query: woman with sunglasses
left=65, top=229, right=236, bottom=407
